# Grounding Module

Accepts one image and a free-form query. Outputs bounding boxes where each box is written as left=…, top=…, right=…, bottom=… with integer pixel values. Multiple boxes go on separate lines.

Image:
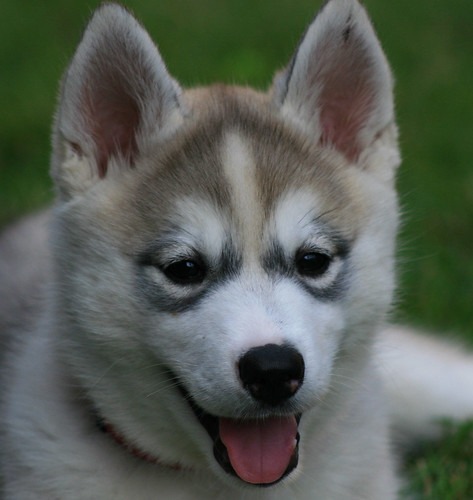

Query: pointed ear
left=273, top=0, right=398, bottom=172
left=52, top=4, right=184, bottom=199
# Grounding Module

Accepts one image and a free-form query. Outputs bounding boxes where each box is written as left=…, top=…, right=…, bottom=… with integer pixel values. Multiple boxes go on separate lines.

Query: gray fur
left=0, top=210, right=51, bottom=355
left=1, top=2, right=473, bottom=499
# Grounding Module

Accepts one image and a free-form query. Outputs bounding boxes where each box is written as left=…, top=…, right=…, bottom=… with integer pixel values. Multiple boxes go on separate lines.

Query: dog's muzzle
left=181, top=343, right=304, bottom=486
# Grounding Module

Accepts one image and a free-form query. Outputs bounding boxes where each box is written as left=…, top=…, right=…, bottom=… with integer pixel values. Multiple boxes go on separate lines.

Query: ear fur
left=51, top=3, right=183, bottom=199
left=273, top=0, right=399, bottom=173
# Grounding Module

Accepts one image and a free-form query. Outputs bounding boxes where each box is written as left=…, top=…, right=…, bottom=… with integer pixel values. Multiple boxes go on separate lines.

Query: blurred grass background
left=1, top=0, right=472, bottom=497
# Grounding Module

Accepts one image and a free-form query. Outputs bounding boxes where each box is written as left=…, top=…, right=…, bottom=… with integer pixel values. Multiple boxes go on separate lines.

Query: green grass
left=1, top=0, right=473, bottom=497
left=403, top=422, right=473, bottom=499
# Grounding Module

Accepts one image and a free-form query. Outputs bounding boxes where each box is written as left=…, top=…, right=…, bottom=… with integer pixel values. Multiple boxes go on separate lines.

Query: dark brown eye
left=162, top=259, right=206, bottom=285
left=295, top=251, right=331, bottom=278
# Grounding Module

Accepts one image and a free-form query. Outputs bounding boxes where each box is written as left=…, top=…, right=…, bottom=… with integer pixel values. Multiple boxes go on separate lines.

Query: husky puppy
left=1, top=1, right=473, bottom=498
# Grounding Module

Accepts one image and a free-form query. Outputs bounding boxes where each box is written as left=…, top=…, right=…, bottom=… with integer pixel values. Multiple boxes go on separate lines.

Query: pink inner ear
left=83, top=79, right=141, bottom=178
left=319, top=85, right=375, bottom=163
left=310, top=30, right=380, bottom=163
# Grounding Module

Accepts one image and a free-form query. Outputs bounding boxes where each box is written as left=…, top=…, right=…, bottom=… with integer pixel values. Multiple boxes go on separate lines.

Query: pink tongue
left=219, top=416, right=298, bottom=485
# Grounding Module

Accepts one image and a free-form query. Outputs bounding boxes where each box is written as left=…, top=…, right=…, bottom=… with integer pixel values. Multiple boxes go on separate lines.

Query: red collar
left=98, top=418, right=183, bottom=471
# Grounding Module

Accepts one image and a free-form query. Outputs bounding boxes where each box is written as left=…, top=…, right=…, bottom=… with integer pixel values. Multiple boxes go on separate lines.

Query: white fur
left=2, top=1, right=473, bottom=499
left=221, top=133, right=262, bottom=263
left=377, top=326, right=473, bottom=442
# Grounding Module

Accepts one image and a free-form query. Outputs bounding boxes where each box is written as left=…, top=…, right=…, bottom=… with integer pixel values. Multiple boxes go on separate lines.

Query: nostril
left=238, top=344, right=305, bottom=406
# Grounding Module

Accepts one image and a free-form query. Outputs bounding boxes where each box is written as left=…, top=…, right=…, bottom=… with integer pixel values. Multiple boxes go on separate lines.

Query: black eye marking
left=295, top=250, right=332, bottom=278
left=160, top=258, right=207, bottom=285
left=136, top=237, right=242, bottom=313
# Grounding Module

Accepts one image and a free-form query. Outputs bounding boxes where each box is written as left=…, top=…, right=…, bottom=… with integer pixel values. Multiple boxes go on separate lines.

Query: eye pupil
left=296, top=251, right=331, bottom=277
left=163, top=259, right=206, bottom=285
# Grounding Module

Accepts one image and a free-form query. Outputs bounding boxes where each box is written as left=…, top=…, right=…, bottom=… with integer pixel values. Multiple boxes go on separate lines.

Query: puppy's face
left=52, top=0, right=399, bottom=487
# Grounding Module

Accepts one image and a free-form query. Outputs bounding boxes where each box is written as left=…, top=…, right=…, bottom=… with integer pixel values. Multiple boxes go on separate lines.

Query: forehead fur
left=114, top=85, right=365, bottom=245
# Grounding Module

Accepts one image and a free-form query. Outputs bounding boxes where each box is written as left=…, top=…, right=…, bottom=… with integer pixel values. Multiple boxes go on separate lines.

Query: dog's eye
left=295, top=251, right=331, bottom=278
left=162, top=259, right=206, bottom=285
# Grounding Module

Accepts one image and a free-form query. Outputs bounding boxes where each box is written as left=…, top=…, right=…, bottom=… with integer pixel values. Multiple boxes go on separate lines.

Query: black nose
left=238, top=344, right=305, bottom=406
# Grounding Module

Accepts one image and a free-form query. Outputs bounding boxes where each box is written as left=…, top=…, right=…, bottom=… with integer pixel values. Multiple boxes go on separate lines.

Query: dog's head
left=51, top=0, right=399, bottom=489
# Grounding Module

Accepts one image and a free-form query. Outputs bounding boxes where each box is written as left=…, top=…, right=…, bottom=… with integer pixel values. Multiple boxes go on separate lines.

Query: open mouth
left=179, top=381, right=301, bottom=486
